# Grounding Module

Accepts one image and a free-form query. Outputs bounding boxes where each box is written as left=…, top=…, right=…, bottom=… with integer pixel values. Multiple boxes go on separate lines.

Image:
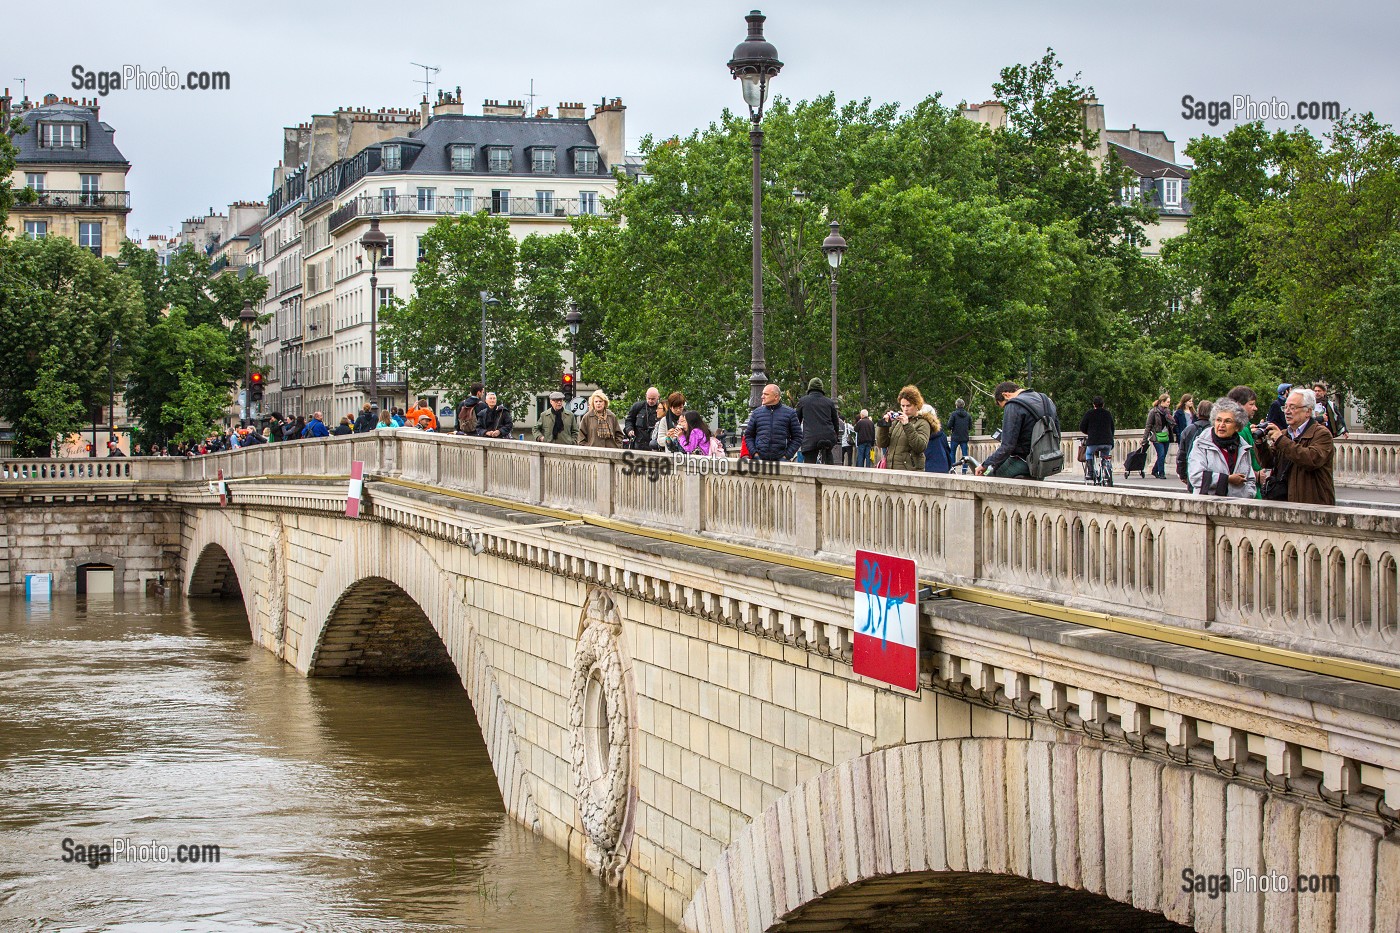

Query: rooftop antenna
left=410, top=62, right=440, bottom=101
left=12, top=77, right=25, bottom=101
left=524, top=78, right=537, bottom=113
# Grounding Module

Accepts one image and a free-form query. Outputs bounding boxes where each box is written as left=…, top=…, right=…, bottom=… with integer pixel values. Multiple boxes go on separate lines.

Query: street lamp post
left=565, top=300, right=582, bottom=387
left=359, top=218, right=388, bottom=409
left=820, top=221, right=847, bottom=403
left=480, top=291, right=501, bottom=386
left=108, top=335, right=121, bottom=451
left=728, top=9, right=783, bottom=409
left=239, top=299, right=257, bottom=422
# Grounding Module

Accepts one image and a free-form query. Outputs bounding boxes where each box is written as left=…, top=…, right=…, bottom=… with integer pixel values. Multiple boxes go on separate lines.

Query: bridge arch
left=685, top=738, right=1386, bottom=933
left=299, top=521, right=539, bottom=832
left=184, top=509, right=260, bottom=640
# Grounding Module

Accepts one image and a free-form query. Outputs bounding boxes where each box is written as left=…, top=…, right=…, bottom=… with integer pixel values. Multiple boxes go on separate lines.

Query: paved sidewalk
left=1045, top=470, right=1400, bottom=509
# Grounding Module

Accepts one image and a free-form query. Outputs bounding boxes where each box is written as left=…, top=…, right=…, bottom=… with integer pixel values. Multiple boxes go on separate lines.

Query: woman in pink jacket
left=676, top=410, right=721, bottom=456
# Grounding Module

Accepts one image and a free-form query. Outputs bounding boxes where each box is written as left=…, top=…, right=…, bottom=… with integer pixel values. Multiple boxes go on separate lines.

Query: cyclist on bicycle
left=1079, top=396, right=1116, bottom=482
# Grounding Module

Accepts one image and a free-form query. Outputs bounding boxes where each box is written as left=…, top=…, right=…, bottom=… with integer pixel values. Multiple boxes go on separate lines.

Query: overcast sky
left=12, top=0, right=1397, bottom=238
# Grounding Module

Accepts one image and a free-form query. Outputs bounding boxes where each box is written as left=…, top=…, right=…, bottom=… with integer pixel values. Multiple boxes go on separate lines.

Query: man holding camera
left=1255, top=387, right=1335, bottom=505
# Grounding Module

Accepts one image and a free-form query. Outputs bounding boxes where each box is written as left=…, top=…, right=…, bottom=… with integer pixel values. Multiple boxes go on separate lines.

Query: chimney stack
left=482, top=98, right=526, bottom=117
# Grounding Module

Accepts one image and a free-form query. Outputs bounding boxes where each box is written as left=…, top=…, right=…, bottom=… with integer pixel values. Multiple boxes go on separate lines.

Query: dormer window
left=39, top=122, right=85, bottom=148
left=487, top=147, right=513, bottom=173
left=450, top=144, right=474, bottom=171
left=573, top=149, right=599, bottom=174
left=531, top=147, right=556, bottom=173
left=1120, top=180, right=1141, bottom=203
left=1163, top=178, right=1181, bottom=207
left=382, top=144, right=402, bottom=171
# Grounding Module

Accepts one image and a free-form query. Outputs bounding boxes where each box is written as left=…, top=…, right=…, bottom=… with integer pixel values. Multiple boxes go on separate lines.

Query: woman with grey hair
left=1187, top=397, right=1257, bottom=498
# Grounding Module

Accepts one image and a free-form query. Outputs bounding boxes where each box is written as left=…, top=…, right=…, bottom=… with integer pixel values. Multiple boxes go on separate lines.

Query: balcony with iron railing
left=342, top=366, right=407, bottom=390
left=210, top=255, right=250, bottom=274
left=328, top=193, right=602, bottom=233
left=16, top=190, right=132, bottom=211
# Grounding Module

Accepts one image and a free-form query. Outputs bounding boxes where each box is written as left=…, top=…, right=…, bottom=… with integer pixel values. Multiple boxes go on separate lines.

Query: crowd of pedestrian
left=146, top=372, right=1350, bottom=508
left=1085, top=381, right=1344, bottom=506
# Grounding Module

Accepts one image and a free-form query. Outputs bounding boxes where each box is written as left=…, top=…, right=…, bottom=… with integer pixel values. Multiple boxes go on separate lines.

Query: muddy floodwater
left=0, top=593, right=671, bottom=932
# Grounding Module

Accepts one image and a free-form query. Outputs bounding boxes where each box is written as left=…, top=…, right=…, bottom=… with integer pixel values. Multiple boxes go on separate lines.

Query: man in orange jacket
left=405, top=396, right=438, bottom=431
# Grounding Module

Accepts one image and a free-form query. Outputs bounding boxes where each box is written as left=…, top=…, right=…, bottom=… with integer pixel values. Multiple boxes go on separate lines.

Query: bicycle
left=1086, top=448, right=1114, bottom=486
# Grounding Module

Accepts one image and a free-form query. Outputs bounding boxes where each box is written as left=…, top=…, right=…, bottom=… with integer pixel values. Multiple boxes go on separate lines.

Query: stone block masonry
left=0, top=498, right=183, bottom=592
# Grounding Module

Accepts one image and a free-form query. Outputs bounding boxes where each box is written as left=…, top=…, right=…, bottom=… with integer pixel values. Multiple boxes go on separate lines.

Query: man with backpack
left=974, top=381, right=1063, bottom=480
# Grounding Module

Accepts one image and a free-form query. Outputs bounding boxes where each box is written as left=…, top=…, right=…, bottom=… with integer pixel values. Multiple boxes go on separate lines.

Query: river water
left=0, top=593, right=671, bottom=932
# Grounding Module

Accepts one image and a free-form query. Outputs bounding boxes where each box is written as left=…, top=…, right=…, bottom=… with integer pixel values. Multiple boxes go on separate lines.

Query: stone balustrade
left=0, top=457, right=183, bottom=482
left=7, top=433, right=1399, bottom=666
left=967, top=429, right=1400, bottom=488
left=157, top=431, right=1400, bottom=671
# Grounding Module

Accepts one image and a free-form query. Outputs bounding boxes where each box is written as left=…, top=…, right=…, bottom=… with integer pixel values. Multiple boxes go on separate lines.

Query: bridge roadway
left=3, top=433, right=1400, bottom=931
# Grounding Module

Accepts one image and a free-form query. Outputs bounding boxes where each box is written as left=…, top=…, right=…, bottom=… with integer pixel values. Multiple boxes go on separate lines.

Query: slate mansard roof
left=368, top=113, right=607, bottom=178
left=1108, top=142, right=1189, bottom=181
left=10, top=102, right=130, bottom=167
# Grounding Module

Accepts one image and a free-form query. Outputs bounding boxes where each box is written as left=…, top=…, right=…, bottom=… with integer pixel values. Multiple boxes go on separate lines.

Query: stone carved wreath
left=266, top=519, right=288, bottom=652
left=568, top=588, right=632, bottom=881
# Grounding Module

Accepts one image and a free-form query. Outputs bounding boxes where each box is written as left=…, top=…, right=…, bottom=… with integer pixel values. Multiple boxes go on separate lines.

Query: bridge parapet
left=8, top=435, right=1399, bottom=672
left=162, top=432, right=1400, bottom=672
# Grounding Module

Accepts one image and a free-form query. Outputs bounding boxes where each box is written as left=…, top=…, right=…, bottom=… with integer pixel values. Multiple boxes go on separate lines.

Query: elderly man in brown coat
left=1255, top=387, right=1336, bottom=506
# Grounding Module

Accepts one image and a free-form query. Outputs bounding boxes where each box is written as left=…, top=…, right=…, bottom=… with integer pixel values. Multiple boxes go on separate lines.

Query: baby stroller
left=1123, top=441, right=1149, bottom=479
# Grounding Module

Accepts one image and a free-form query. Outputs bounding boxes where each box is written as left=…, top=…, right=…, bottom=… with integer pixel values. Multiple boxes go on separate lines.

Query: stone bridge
left=3, top=434, right=1400, bottom=931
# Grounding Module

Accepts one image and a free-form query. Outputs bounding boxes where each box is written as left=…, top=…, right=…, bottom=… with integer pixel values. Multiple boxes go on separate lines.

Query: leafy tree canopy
left=0, top=235, right=144, bottom=455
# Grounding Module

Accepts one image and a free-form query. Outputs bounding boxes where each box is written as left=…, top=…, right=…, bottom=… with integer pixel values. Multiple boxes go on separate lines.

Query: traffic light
left=561, top=372, right=576, bottom=401
left=249, top=372, right=265, bottom=402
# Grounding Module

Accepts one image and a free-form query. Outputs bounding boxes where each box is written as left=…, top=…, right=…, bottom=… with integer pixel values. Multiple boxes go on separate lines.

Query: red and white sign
left=852, top=549, right=920, bottom=691
left=346, top=460, right=365, bottom=517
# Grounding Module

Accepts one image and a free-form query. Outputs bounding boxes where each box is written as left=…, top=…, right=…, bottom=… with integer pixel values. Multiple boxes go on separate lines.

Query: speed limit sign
left=567, top=397, right=589, bottom=416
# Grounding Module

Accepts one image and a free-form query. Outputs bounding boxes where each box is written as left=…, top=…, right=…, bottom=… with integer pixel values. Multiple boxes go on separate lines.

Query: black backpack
left=1008, top=393, right=1065, bottom=480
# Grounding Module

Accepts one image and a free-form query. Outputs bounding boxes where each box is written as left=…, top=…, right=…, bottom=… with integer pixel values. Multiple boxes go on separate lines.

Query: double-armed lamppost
left=359, top=218, right=388, bottom=407
left=239, top=299, right=257, bottom=421
left=728, top=9, right=782, bottom=409
left=480, top=291, right=501, bottom=386
left=820, top=221, right=847, bottom=403
left=565, top=300, right=583, bottom=387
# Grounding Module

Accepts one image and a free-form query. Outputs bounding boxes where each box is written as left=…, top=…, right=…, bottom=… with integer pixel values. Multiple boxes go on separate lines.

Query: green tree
left=1159, top=121, right=1317, bottom=362
left=124, top=306, right=236, bottom=447
left=380, top=212, right=559, bottom=410
left=1247, top=113, right=1400, bottom=384
left=15, top=346, right=88, bottom=455
left=0, top=235, right=144, bottom=456
left=103, top=241, right=267, bottom=446
left=162, top=361, right=236, bottom=445
left=1351, top=236, right=1400, bottom=432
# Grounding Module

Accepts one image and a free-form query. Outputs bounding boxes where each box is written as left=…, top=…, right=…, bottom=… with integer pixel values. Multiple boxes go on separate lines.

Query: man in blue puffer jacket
left=744, top=383, right=802, bottom=462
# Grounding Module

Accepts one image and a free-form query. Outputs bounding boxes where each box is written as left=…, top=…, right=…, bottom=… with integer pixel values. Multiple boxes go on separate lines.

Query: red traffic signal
left=250, top=372, right=265, bottom=386
left=249, top=371, right=266, bottom=402
left=561, top=372, right=576, bottom=401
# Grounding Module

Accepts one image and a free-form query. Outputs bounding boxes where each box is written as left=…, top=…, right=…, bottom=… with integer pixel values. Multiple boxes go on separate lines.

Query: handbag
left=876, top=455, right=888, bottom=469
left=1076, top=438, right=1087, bottom=462
left=1260, top=462, right=1290, bottom=501
left=1154, top=429, right=1171, bottom=443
